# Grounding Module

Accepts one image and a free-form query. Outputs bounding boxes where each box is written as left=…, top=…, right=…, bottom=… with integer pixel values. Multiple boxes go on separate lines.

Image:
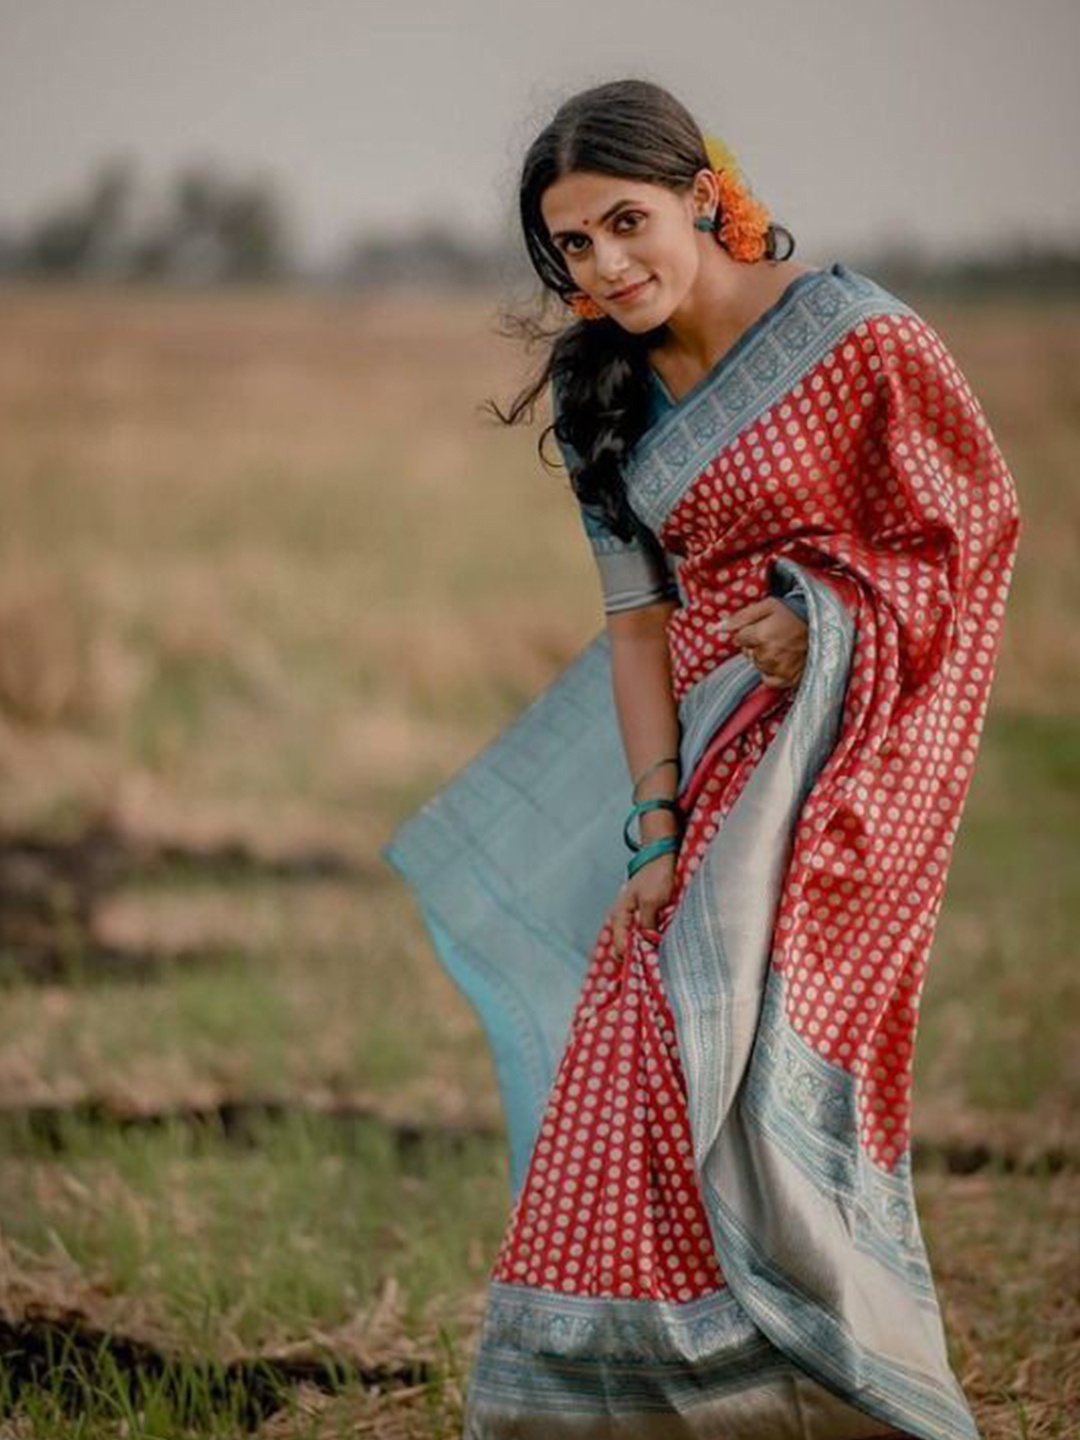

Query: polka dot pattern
left=491, top=310, right=1020, bottom=1300
left=492, top=694, right=791, bottom=1299
left=662, top=312, right=1021, bottom=1168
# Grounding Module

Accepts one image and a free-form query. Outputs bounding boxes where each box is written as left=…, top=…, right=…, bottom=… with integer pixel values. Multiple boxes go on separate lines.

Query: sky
left=1, top=0, right=1077, bottom=269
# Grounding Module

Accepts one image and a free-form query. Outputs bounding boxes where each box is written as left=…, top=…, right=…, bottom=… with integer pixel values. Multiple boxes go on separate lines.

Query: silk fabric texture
left=382, top=262, right=1022, bottom=1438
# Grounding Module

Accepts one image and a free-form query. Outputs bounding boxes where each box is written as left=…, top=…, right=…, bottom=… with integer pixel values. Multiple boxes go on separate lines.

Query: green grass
left=916, top=708, right=1078, bottom=1125
left=1, top=1112, right=507, bottom=1353
left=0, top=877, right=499, bottom=1113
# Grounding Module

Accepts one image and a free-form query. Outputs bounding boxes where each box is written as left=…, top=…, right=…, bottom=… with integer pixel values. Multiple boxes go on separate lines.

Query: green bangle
left=626, top=834, right=679, bottom=878
left=623, top=797, right=681, bottom=853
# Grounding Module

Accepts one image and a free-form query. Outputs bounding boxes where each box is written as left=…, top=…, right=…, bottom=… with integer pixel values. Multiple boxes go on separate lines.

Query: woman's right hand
left=606, top=851, right=678, bottom=957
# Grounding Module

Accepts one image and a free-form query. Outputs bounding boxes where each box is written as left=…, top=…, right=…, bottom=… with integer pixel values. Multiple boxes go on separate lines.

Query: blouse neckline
left=647, top=262, right=845, bottom=412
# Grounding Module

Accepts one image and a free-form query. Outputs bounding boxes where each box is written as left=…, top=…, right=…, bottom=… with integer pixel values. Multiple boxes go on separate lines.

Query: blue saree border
left=469, top=1280, right=857, bottom=1423
left=381, top=631, right=628, bottom=1191
left=475, top=1279, right=760, bottom=1366
left=743, top=982, right=937, bottom=1304
left=625, top=262, right=917, bottom=533
left=709, top=1190, right=975, bottom=1439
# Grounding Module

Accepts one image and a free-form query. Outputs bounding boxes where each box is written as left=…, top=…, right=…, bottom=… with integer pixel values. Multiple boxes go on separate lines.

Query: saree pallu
left=381, top=263, right=1022, bottom=1439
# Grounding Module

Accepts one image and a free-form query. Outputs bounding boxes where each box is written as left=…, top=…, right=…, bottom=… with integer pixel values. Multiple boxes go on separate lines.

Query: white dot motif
left=493, top=308, right=1019, bottom=1305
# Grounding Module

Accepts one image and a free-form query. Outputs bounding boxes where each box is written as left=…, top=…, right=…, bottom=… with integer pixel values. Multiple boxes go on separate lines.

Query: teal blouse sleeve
left=551, top=384, right=680, bottom=615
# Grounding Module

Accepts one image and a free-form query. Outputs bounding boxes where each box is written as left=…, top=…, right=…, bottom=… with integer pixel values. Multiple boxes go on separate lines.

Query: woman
left=382, top=78, right=1021, bottom=1439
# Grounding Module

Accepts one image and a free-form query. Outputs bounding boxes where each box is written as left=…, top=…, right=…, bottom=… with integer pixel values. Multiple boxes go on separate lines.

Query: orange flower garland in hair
left=703, top=133, right=772, bottom=264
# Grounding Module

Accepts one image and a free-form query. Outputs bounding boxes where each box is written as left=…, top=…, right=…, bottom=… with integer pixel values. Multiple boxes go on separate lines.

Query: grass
left=0, top=278, right=1075, bottom=1436
left=0, top=1112, right=507, bottom=1351
left=0, top=876, right=499, bottom=1122
left=0, top=1111, right=497, bottom=1437
left=915, top=708, right=1079, bottom=1132
left=920, top=1170, right=1079, bottom=1439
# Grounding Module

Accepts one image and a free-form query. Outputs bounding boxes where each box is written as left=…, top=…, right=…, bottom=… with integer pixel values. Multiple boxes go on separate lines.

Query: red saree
left=382, top=262, right=1022, bottom=1439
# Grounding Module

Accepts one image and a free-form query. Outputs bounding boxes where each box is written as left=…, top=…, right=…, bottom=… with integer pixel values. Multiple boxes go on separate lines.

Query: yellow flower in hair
left=703, top=133, right=740, bottom=176
left=701, top=132, right=771, bottom=263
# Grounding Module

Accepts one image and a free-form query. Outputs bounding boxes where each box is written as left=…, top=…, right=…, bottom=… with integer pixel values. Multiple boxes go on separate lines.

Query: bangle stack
left=627, top=833, right=680, bottom=878
left=622, top=797, right=681, bottom=852
left=624, top=755, right=682, bottom=880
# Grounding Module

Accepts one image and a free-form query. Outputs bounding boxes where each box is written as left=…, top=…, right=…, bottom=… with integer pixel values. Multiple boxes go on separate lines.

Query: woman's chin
left=612, top=292, right=673, bottom=332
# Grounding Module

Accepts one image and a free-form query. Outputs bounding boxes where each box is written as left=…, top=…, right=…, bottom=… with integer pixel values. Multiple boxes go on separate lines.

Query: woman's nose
left=592, top=237, right=629, bottom=280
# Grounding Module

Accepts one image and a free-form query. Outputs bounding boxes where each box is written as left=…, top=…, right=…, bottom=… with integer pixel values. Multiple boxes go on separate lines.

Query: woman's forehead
left=541, top=173, right=664, bottom=232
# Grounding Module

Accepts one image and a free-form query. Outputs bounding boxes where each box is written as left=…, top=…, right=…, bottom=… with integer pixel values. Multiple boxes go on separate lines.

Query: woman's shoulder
left=827, top=261, right=924, bottom=327
left=795, top=263, right=942, bottom=377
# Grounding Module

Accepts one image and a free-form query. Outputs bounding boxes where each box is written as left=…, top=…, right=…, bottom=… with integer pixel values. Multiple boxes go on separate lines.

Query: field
left=0, top=278, right=1076, bottom=1437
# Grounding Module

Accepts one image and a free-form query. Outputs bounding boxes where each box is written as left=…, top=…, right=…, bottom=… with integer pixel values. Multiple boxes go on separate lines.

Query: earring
left=694, top=214, right=717, bottom=232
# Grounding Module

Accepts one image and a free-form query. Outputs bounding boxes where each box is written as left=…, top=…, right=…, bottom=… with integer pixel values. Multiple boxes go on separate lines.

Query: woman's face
left=540, top=170, right=708, bottom=331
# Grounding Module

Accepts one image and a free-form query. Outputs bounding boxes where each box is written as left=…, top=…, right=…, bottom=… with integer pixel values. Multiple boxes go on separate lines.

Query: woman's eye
left=560, top=213, right=644, bottom=256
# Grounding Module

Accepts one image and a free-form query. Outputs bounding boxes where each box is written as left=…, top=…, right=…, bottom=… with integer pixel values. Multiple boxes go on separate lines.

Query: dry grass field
left=0, top=277, right=1076, bottom=1437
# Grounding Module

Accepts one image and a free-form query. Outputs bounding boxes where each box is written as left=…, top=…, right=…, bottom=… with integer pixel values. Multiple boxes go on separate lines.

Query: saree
left=381, top=262, right=1022, bottom=1439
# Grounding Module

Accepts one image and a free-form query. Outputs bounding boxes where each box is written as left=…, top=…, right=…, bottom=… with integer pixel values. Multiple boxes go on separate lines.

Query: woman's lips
left=608, top=277, right=653, bottom=302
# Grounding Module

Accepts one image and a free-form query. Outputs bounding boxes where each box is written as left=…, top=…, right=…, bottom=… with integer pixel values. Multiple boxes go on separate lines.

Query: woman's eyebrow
left=550, top=199, right=640, bottom=242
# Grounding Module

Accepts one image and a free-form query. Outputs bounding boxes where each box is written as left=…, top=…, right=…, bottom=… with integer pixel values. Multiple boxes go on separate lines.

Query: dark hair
left=489, top=78, right=795, bottom=540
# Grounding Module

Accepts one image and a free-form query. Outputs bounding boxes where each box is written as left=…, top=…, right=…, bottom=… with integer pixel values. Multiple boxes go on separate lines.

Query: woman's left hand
left=721, top=597, right=808, bottom=689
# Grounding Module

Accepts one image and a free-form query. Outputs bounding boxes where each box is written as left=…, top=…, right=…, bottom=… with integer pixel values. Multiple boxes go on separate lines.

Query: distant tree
left=335, top=219, right=528, bottom=290
left=133, top=161, right=293, bottom=282
left=216, top=178, right=289, bottom=279
left=20, top=157, right=137, bottom=276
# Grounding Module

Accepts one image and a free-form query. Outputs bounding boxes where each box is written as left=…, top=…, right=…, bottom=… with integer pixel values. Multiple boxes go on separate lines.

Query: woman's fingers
left=721, top=599, right=774, bottom=635
left=609, top=891, right=636, bottom=955
left=734, top=626, right=764, bottom=657
left=610, top=866, right=677, bottom=958
left=765, top=670, right=803, bottom=689
left=732, top=602, right=808, bottom=680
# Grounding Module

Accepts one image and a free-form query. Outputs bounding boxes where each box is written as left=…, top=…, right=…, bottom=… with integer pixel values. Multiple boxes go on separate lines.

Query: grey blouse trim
left=552, top=385, right=681, bottom=615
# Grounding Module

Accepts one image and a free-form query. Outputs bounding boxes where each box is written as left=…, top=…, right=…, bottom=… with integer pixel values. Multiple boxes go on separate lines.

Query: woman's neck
left=651, top=253, right=814, bottom=400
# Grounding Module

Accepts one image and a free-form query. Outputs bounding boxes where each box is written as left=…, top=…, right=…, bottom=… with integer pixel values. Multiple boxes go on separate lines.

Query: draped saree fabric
left=381, top=263, right=1022, bottom=1439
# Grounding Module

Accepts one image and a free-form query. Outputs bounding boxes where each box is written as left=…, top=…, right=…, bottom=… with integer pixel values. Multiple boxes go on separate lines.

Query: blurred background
left=0, top=2, right=1076, bottom=1435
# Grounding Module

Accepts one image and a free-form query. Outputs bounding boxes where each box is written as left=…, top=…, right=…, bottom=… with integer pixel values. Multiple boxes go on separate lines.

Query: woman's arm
left=605, top=594, right=808, bottom=957
left=609, top=599, right=682, bottom=831
left=605, top=598, right=681, bottom=954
